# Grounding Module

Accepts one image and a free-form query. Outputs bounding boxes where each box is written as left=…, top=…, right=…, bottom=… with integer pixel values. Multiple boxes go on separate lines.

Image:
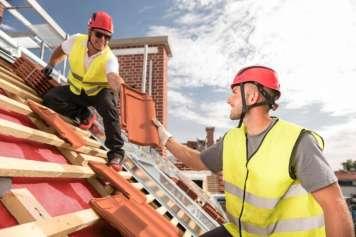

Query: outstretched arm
left=166, top=138, right=208, bottom=170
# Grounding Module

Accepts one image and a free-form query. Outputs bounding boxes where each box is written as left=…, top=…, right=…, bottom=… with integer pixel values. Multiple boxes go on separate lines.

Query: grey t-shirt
left=200, top=119, right=337, bottom=192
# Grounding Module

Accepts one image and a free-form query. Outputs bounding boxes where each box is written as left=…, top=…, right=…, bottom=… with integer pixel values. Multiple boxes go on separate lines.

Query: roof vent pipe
left=148, top=59, right=153, bottom=96
left=141, top=44, right=148, bottom=93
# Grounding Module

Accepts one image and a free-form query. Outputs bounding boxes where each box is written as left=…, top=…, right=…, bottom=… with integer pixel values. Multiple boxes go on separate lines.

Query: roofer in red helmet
left=42, top=11, right=125, bottom=170
left=153, top=66, right=354, bottom=236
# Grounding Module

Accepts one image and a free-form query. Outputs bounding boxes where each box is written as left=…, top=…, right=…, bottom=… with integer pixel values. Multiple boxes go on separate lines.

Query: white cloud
left=168, top=89, right=194, bottom=106
left=148, top=0, right=356, bottom=168
left=251, top=0, right=356, bottom=115
left=168, top=89, right=232, bottom=129
left=322, top=119, right=356, bottom=170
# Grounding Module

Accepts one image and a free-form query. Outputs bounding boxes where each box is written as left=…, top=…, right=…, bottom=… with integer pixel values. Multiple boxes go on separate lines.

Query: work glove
left=152, top=118, right=172, bottom=146
left=42, top=64, right=53, bottom=78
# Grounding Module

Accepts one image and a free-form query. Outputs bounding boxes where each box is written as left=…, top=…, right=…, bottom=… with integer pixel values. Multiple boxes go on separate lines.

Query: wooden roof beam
left=0, top=156, right=95, bottom=178
left=0, top=77, right=41, bottom=102
left=0, top=208, right=99, bottom=236
left=0, top=117, right=106, bottom=158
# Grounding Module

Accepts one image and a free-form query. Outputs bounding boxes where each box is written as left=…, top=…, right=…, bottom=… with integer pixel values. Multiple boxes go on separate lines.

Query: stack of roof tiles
left=13, top=55, right=59, bottom=96
left=171, top=177, right=225, bottom=225
left=202, top=203, right=225, bottom=225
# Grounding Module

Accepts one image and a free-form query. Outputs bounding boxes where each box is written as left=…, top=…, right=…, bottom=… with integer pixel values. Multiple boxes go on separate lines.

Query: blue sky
left=4, top=0, right=171, bottom=37
left=3, top=0, right=356, bottom=170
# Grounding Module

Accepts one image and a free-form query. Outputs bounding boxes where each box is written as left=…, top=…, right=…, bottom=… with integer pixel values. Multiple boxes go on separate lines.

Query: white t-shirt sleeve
left=105, top=54, right=119, bottom=74
left=61, top=34, right=80, bottom=55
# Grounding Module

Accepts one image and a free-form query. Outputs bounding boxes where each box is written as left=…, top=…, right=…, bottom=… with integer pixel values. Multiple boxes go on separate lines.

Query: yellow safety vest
left=223, top=119, right=326, bottom=237
left=67, top=34, right=113, bottom=96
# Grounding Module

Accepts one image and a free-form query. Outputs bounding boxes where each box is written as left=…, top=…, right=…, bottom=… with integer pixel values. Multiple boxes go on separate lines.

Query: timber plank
left=0, top=118, right=106, bottom=158
left=0, top=156, right=95, bottom=178
left=1, top=188, right=51, bottom=223
left=0, top=77, right=41, bottom=102
left=0, top=209, right=99, bottom=236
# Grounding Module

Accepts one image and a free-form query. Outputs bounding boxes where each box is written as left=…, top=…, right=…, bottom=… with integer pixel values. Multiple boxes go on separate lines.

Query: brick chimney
left=205, top=126, right=215, bottom=147
left=0, top=3, right=5, bottom=25
left=110, top=36, right=172, bottom=127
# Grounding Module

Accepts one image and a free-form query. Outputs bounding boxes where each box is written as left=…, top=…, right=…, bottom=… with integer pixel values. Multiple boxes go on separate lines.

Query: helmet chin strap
left=238, top=83, right=247, bottom=128
left=237, top=83, right=277, bottom=128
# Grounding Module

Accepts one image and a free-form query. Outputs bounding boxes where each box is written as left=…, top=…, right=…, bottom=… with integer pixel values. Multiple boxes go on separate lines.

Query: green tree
left=342, top=159, right=356, bottom=171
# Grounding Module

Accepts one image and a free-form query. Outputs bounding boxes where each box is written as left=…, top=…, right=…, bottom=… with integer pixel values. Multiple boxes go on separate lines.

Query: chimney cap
left=205, top=126, right=215, bottom=131
left=109, top=35, right=172, bottom=57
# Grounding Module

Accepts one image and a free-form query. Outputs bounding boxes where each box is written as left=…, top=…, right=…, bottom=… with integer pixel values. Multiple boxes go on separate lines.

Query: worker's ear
left=246, top=84, right=259, bottom=104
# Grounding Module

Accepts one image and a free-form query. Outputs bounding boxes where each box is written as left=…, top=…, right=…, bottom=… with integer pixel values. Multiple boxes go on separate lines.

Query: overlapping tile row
left=13, top=56, right=59, bottom=96
left=27, top=99, right=87, bottom=148
left=88, top=162, right=182, bottom=236
left=90, top=193, right=182, bottom=237
left=120, top=84, right=160, bottom=147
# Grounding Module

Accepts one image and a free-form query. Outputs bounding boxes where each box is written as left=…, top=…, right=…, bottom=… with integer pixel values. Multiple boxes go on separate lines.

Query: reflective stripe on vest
left=227, top=213, right=324, bottom=236
left=68, top=73, right=108, bottom=95
left=67, top=34, right=112, bottom=96
left=222, top=119, right=325, bottom=237
left=224, top=181, right=308, bottom=209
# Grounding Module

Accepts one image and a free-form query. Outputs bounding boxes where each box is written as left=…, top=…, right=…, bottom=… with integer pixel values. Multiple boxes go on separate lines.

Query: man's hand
left=42, top=64, right=53, bottom=77
left=152, top=118, right=172, bottom=146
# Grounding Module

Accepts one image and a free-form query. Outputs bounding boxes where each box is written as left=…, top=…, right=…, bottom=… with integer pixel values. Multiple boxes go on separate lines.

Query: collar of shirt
left=83, top=39, right=106, bottom=58
left=82, top=39, right=106, bottom=70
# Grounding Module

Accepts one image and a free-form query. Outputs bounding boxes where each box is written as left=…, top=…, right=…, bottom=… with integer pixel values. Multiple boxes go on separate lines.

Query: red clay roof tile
left=27, top=99, right=86, bottom=149
left=88, top=162, right=146, bottom=204
left=90, top=193, right=181, bottom=237
left=120, top=84, right=160, bottom=147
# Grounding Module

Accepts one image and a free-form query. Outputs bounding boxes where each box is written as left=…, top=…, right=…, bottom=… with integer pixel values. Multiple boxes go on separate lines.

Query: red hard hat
left=231, top=66, right=280, bottom=98
left=88, top=11, right=113, bottom=33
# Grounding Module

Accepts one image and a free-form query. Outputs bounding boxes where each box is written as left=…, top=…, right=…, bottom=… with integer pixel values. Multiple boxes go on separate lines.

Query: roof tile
left=27, top=99, right=86, bottom=148
left=88, top=162, right=146, bottom=204
left=90, top=193, right=181, bottom=237
left=120, top=84, right=160, bottom=147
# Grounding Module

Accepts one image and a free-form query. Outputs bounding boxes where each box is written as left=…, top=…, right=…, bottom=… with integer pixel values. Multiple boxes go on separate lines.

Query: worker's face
left=89, top=29, right=111, bottom=51
left=227, top=83, right=263, bottom=120
left=227, top=85, right=243, bottom=120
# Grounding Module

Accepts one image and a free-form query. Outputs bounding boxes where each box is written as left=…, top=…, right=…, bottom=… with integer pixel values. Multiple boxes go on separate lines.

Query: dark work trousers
left=43, top=85, right=124, bottom=160
left=200, top=226, right=232, bottom=237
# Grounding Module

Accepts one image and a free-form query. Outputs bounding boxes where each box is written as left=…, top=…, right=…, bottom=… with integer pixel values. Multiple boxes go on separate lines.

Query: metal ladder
left=88, top=125, right=222, bottom=236
left=122, top=140, right=221, bottom=235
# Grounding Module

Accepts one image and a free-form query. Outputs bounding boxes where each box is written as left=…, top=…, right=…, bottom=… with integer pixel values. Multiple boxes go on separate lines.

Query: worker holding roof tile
left=153, top=66, right=354, bottom=237
left=42, top=11, right=125, bottom=170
